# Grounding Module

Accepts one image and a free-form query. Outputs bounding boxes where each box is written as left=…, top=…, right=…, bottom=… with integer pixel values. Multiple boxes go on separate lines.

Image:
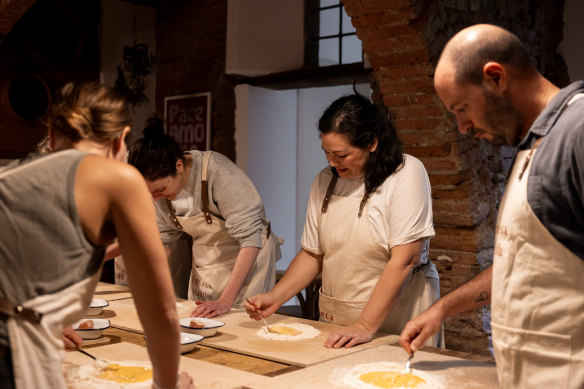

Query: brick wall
left=0, top=0, right=100, bottom=158
left=155, top=0, right=235, bottom=160
left=342, top=0, right=568, bottom=354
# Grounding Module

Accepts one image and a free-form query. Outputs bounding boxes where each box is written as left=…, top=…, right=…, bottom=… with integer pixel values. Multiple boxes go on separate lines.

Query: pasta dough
left=97, top=363, right=152, bottom=384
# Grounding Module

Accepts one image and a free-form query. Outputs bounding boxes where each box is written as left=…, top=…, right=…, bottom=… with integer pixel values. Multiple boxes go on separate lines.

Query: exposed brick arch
left=342, top=0, right=567, bottom=354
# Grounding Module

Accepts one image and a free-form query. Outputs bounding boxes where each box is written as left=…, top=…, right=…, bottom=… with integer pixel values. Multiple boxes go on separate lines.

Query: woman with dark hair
left=125, top=118, right=282, bottom=318
left=0, top=82, right=193, bottom=388
left=246, top=94, right=441, bottom=349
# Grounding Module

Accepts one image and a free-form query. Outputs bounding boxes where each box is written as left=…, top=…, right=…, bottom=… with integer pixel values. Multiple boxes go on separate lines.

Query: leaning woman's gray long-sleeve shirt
left=154, top=150, right=267, bottom=249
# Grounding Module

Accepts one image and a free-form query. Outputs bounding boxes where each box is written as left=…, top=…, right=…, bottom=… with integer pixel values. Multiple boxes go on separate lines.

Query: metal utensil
left=76, top=347, right=98, bottom=361
left=403, top=352, right=414, bottom=374
left=245, top=297, right=273, bottom=333
left=391, top=352, right=414, bottom=384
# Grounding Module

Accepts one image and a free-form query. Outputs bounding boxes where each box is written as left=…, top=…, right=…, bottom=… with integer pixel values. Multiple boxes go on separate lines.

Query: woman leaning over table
left=246, top=94, right=443, bottom=349
left=0, top=82, right=193, bottom=389
left=125, top=119, right=282, bottom=318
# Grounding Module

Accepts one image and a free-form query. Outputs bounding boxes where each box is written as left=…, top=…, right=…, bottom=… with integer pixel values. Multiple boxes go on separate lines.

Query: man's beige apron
left=317, top=187, right=442, bottom=346
left=172, top=152, right=281, bottom=308
left=491, top=142, right=584, bottom=388
left=6, top=271, right=100, bottom=388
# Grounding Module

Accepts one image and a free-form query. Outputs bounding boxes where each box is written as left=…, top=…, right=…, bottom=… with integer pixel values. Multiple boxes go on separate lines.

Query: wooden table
left=104, top=298, right=400, bottom=367
left=92, top=281, right=134, bottom=301
left=67, top=282, right=498, bottom=388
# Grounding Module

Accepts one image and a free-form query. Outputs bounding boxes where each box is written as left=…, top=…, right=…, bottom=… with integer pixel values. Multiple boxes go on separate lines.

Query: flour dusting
left=255, top=322, right=320, bottom=340
left=331, top=361, right=445, bottom=389
left=67, top=360, right=153, bottom=389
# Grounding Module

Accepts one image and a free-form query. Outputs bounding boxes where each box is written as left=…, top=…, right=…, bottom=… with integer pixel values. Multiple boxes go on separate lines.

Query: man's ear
left=483, top=62, right=508, bottom=92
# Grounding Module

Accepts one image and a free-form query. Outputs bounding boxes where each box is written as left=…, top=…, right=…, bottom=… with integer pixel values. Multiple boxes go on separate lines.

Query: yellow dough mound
left=359, top=371, right=426, bottom=388
left=97, top=363, right=153, bottom=383
left=268, top=325, right=302, bottom=336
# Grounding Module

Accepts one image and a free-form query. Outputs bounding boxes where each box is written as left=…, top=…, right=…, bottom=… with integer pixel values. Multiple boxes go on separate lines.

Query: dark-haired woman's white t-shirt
left=301, top=154, right=435, bottom=256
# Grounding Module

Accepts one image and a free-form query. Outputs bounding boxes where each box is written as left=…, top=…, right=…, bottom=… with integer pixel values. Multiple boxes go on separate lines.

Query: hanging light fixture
left=115, top=5, right=157, bottom=107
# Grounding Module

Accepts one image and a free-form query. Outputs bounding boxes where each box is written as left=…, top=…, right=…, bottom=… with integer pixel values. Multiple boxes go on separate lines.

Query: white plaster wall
left=100, top=0, right=156, bottom=144
left=226, top=0, right=304, bottom=76
left=235, top=83, right=370, bottom=272
left=559, top=0, right=584, bottom=82
left=235, top=85, right=298, bottom=269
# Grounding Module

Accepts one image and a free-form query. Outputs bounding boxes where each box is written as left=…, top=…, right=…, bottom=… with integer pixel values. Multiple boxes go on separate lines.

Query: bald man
left=399, top=24, right=584, bottom=388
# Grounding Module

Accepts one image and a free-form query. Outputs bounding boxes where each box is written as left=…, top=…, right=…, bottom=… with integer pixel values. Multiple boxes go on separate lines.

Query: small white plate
left=179, top=317, right=225, bottom=337
left=73, top=318, right=110, bottom=339
left=85, top=298, right=109, bottom=315
left=180, top=332, right=204, bottom=353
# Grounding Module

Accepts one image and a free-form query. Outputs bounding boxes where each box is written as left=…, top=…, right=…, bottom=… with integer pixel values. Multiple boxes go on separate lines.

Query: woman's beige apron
left=491, top=140, right=584, bottom=388
left=170, top=151, right=281, bottom=308
left=317, top=180, right=442, bottom=346
left=4, top=271, right=100, bottom=389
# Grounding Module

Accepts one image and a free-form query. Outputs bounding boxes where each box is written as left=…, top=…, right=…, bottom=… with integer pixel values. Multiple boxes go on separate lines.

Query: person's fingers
left=410, top=330, right=429, bottom=353
left=323, top=334, right=335, bottom=348
left=63, top=336, right=75, bottom=350
left=324, top=332, right=344, bottom=348
left=399, top=321, right=420, bottom=353
left=345, top=338, right=358, bottom=348
left=333, top=335, right=350, bottom=349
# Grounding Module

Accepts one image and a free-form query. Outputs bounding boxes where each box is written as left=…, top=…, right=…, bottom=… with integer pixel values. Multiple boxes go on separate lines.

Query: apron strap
left=320, top=172, right=369, bottom=217
left=321, top=174, right=337, bottom=214
left=0, top=296, right=43, bottom=324
left=201, top=151, right=213, bottom=224
left=165, top=199, right=184, bottom=230
left=518, top=137, right=543, bottom=180
left=357, top=192, right=369, bottom=218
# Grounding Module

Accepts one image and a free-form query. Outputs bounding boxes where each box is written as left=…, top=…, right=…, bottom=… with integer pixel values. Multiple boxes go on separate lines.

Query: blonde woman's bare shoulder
left=76, top=155, right=148, bottom=197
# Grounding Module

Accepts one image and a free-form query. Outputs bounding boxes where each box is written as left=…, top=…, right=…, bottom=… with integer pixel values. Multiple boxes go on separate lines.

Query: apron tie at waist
left=0, top=296, right=43, bottom=324
left=412, top=260, right=431, bottom=274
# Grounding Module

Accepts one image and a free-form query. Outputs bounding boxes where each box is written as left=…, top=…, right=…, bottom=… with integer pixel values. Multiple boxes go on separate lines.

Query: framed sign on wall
left=164, top=92, right=211, bottom=151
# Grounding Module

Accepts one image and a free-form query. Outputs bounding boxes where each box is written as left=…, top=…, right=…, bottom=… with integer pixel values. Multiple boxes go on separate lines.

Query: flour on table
left=255, top=322, right=320, bottom=340
left=67, top=359, right=153, bottom=389
left=331, top=361, right=444, bottom=389
left=175, top=302, right=191, bottom=314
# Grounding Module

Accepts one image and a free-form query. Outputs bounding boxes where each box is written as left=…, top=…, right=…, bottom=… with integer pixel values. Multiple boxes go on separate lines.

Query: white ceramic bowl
left=73, top=318, right=110, bottom=339
left=180, top=332, right=204, bottom=353
left=85, top=298, right=109, bottom=315
left=179, top=317, right=225, bottom=337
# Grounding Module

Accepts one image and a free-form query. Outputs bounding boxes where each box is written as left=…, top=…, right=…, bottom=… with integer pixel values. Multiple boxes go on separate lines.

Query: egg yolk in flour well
left=98, top=363, right=153, bottom=383
left=268, top=325, right=302, bottom=336
left=359, top=371, right=426, bottom=388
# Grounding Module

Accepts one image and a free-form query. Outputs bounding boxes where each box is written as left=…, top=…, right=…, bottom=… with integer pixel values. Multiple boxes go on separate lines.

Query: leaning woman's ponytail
left=127, top=114, right=185, bottom=181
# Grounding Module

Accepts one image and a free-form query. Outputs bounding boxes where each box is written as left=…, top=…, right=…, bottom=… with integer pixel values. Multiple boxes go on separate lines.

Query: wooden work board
left=250, top=343, right=500, bottom=389
left=93, top=282, right=133, bottom=301
left=188, top=310, right=399, bottom=367
left=63, top=342, right=271, bottom=389
left=106, top=298, right=198, bottom=331
left=105, top=299, right=399, bottom=368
